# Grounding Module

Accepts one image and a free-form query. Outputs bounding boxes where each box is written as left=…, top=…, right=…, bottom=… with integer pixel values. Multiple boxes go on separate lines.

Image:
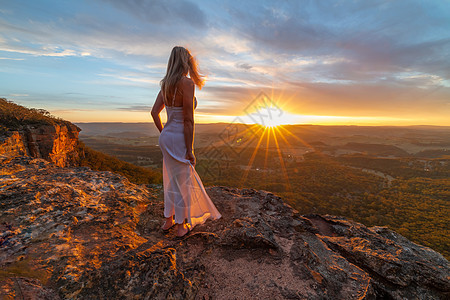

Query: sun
left=251, top=107, right=292, bottom=128
left=264, top=115, right=283, bottom=128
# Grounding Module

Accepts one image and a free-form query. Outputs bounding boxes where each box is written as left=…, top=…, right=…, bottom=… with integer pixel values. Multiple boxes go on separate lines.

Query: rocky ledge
left=1, top=155, right=449, bottom=299
left=0, top=123, right=80, bottom=168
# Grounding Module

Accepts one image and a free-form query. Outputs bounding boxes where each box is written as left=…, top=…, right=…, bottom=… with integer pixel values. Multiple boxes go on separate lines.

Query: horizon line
left=73, top=121, right=450, bottom=128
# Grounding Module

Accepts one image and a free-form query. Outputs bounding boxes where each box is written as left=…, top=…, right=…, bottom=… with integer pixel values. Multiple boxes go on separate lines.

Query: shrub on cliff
left=0, top=98, right=73, bottom=130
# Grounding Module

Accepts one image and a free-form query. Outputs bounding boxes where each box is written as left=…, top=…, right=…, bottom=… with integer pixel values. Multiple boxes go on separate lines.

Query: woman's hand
left=185, top=150, right=196, bottom=166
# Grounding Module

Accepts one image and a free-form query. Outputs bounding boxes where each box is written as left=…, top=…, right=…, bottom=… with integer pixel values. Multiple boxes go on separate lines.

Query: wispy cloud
left=1, top=42, right=88, bottom=61
left=115, top=105, right=151, bottom=112
left=97, top=73, right=160, bottom=85
left=0, top=57, right=24, bottom=60
left=9, top=93, right=28, bottom=97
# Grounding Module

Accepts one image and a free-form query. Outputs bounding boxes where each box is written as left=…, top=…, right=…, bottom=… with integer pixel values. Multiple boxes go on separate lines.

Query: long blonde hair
left=160, top=46, right=205, bottom=106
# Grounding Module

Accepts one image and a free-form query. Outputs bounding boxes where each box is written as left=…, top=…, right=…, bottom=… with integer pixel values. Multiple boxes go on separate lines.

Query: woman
left=151, top=46, right=222, bottom=238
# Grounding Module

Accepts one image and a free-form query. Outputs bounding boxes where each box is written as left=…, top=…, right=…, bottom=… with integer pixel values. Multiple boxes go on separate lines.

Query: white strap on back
left=172, top=87, right=177, bottom=107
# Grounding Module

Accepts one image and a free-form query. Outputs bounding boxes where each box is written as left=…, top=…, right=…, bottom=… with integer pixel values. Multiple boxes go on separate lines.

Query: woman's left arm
left=151, top=91, right=165, bottom=133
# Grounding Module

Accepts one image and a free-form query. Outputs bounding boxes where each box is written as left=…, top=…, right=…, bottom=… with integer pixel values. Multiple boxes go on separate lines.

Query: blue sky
left=1, top=0, right=449, bottom=125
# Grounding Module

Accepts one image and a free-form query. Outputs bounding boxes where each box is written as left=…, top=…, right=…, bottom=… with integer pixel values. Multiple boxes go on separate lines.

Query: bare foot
left=176, top=223, right=190, bottom=237
left=161, top=216, right=174, bottom=230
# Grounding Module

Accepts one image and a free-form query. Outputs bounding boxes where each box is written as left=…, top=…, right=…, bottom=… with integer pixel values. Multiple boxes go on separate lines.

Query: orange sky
left=53, top=84, right=450, bottom=126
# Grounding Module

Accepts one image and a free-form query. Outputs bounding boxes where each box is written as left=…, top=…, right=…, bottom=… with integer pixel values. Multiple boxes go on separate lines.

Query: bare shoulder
left=180, top=76, right=194, bottom=88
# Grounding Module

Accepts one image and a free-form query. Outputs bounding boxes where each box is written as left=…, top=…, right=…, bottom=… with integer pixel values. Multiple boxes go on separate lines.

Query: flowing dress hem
left=189, top=213, right=222, bottom=229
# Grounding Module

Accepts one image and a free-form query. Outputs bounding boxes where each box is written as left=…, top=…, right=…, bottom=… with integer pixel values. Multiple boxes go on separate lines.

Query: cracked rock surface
left=1, top=156, right=449, bottom=299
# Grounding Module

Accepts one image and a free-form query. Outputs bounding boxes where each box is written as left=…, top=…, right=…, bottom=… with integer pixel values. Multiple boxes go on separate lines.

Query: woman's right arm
left=151, top=91, right=165, bottom=133
left=182, top=78, right=196, bottom=164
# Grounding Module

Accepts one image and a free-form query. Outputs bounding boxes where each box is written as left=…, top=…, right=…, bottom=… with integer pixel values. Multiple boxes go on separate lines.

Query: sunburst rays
left=200, top=89, right=335, bottom=194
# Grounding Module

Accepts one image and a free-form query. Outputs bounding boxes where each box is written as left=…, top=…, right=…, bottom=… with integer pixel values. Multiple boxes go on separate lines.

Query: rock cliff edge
left=1, top=155, right=449, bottom=299
left=0, top=123, right=80, bottom=168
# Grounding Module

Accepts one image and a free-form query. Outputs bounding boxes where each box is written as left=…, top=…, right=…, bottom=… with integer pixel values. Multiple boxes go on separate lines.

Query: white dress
left=158, top=86, right=222, bottom=228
